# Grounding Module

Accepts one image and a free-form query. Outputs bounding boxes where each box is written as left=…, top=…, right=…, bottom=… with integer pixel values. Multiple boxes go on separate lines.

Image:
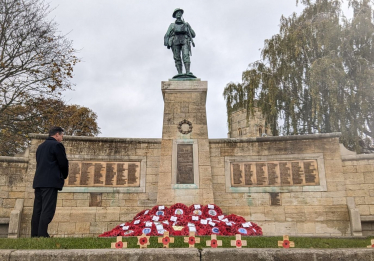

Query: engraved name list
left=66, top=161, right=140, bottom=187
left=231, top=160, right=319, bottom=187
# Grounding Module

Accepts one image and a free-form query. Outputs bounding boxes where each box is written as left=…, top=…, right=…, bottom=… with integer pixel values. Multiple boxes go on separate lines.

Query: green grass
left=0, top=236, right=373, bottom=249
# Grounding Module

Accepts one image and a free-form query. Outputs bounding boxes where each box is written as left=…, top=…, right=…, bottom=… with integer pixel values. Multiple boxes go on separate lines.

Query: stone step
left=1, top=248, right=374, bottom=261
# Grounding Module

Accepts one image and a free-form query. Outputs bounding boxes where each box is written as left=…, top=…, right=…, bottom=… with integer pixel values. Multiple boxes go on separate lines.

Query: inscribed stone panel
left=65, top=161, right=140, bottom=187
left=177, top=144, right=194, bottom=184
left=230, top=160, right=319, bottom=187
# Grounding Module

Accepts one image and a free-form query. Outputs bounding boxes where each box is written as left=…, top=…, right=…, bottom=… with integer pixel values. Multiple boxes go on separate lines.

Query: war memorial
left=0, top=8, right=374, bottom=247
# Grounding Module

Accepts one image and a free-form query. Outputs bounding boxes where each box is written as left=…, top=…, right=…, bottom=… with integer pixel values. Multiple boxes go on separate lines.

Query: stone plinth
left=157, top=79, right=214, bottom=205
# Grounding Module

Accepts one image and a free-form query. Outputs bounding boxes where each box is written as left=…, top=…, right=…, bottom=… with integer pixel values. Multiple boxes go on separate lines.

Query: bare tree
left=0, top=0, right=79, bottom=114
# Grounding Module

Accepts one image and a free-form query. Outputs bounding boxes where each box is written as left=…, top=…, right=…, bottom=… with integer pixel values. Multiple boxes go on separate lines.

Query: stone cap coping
left=0, top=156, right=28, bottom=163
left=28, top=133, right=343, bottom=144
left=361, top=215, right=374, bottom=222
left=342, top=153, right=374, bottom=161
left=28, top=134, right=162, bottom=143
left=210, top=132, right=342, bottom=143
left=0, top=218, right=10, bottom=224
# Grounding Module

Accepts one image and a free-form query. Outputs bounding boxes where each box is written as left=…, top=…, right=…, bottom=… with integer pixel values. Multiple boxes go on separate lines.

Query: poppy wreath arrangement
left=149, top=205, right=170, bottom=221
left=231, top=221, right=263, bottom=236
left=169, top=203, right=189, bottom=216
left=99, top=203, right=263, bottom=237
left=187, top=204, right=204, bottom=216
left=180, top=222, right=206, bottom=236
left=169, top=220, right=189, bottom=236
left=119, top=223, right=137, bottom=237
left=134, top=222, right=165, bottom=237
left=202, top=204, right=223, bottom=219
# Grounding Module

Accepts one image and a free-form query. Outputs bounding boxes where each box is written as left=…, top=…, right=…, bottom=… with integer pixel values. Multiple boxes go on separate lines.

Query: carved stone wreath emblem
left=177, top=119, right=193, bottom=134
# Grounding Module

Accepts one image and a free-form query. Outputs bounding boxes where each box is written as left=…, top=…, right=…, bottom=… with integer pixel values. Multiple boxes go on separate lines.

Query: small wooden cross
left=206, top=234, right=222, bottom=248
left=158, top=231, right=175, bottom=248
left=137, top=233, right=151, bottom=249
left=230, top=234, right=247, bottom=248
left=367, top=239, right=374, bottom=248
left=111, top=236, right=127, bottom=249
left=184, top=231, right=201, bottom=248
left=278, top=235, right=295, bottom=248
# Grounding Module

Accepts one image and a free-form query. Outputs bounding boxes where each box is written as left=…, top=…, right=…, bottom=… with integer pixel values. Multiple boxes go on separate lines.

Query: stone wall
left=19, top=134, right=161, bottom=237
left=342, top=153, right=374, bottom=236
left=0, top=157, right=28, bottom=220
left=209, top=133, right=351, bottom=236
left=1, top=132, right=373, bottom=237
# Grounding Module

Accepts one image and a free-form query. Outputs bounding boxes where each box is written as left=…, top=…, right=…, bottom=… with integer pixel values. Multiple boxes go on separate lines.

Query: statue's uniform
left=164, top=21, right=195, bottom=73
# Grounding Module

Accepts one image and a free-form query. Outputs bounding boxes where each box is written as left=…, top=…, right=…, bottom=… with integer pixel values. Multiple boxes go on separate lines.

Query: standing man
left=164, top=8, right=196, bottom=78
left=31, top=126, right=69, bottom=237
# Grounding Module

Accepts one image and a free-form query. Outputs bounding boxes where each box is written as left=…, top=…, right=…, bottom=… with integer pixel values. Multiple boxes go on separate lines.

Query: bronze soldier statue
left=164, top=8, right=196, bottom=78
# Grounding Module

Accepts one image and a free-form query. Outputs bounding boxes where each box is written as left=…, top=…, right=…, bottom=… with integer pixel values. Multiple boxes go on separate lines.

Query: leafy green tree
left=223, top=0, right=374, bottom=152
left=0, top=98, right=100, bottom=156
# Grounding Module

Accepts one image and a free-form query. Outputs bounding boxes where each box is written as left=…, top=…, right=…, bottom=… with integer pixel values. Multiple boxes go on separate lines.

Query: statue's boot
left=185, top=63, right=192, bottom=75
left=176, top=63, right=183, bottom=74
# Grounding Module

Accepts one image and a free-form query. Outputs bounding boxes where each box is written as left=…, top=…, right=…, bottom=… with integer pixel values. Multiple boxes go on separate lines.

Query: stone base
left=172, top=72, right=197, bottom=79
left=157, top=79, right=214, bottom=205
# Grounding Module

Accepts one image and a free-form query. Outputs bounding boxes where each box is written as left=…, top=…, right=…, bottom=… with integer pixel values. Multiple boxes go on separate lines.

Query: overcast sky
left=49, top=1, right=344, bottom=139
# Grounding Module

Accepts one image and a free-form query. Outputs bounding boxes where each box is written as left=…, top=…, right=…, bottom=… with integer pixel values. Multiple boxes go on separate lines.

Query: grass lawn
left=0, top=236, right=373, bottom=249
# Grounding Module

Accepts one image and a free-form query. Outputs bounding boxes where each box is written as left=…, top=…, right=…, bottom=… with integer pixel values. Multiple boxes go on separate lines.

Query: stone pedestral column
left=157, top=79, right=214, bottom=206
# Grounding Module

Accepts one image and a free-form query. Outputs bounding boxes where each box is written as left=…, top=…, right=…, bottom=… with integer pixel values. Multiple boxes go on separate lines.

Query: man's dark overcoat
left=33, top=137, right=69, bottom=190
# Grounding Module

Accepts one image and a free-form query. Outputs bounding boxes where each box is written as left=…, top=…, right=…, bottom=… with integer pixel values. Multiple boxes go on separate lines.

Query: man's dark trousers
left=31, top=188, right=58, bottom=237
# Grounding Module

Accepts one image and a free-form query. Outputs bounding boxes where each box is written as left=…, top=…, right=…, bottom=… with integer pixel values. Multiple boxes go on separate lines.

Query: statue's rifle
left=184, top=19, right=195, bottom=56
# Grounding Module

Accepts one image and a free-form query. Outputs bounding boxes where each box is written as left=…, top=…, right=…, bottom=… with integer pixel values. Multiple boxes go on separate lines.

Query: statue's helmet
left=172, top=8, right=184, bottom=18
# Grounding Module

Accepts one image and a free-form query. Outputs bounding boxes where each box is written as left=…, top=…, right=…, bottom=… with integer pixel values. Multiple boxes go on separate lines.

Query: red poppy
left=283, top=240, right=290, bottom=248
left=236, top=240, right=242, bottom=247
left=99, top=203, right=263, bottom=239
left=115, top=241, right=123, bottom=248
left=162, top=237, right=170, bottom=245
left=140, top=237, right=148, bottom=245
left=189, top=236, right=195, bottom=245
left=211, top=239, right=218, bottom=248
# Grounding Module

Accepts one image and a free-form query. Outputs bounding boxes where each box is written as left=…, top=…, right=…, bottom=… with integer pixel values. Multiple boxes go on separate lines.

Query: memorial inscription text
left=65, top=161, right=140, bottom=187
left=177, top=144, right=194, bottom=184
left=231, top=160, right=319, bottom=187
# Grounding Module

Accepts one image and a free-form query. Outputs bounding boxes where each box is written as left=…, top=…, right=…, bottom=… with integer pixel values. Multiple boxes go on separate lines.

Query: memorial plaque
left=128, top=164, right=139, bottom=185
left=291, top=162, right=304, bottom=185
left=244, top=164, right=253, bottom=185
left=177, top=144, right=194, bottom=184
left=94, top=163, right=105, bottom=185
left=68, top=162, right=81, bottom=185
left=105, top=163, right=116, bottom=186
left=270, top=192, right=281, bottom=206
left=279, top=162, right=291, bottom=185
left=65, top=161, right=140, bottom=187
left=231, top=159, right=319, bottom=187
left=304, top=161, right=318, bottom=184
left=267, top=162, right=280, bottom=186
left=232, top=164, right=242, bottom=185
left=116, top=163, right=127, bottom=185
left=89, top=193, right=102, bottom=207
left=256, top=163, right=267, bottom=185
left=81, top=162, right=94, bottom=185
